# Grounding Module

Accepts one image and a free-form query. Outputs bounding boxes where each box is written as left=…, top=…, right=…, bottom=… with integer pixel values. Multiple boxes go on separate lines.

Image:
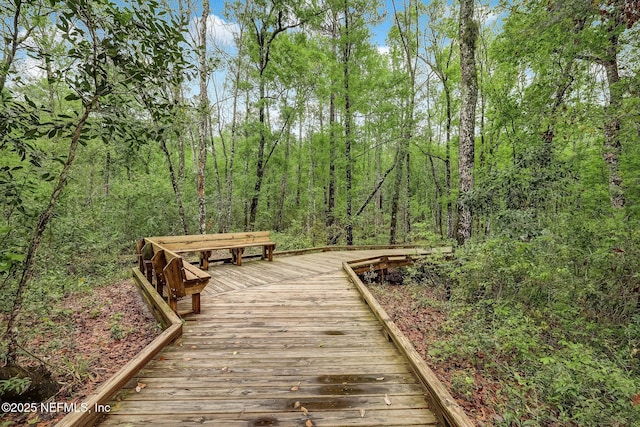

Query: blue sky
left=206, top=0, right=401, bottom=49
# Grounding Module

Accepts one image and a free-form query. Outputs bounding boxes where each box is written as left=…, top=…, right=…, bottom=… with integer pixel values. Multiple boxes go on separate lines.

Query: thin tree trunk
left=4, top=96, right=98, bottom=364
left=405, top=151, right=411, bottom=237
left=160, top=139, right=189, bottom=234
left=276, top=124, right=291, bottom=231
left=343, top=0, right=354, bottom=246
left=428, top=154, right=443, bottom=237
left=104, top=143, right=110, bottom=198
left=0, top=1, right=34, bottom=94
left=389, top=147, right=405, bottom=244
left=208, top=109, right=223, bottom=232
left=248, top=75, right=267, bottom=230
left=196, top=0, right=210, bottom=234
left=602, top=17, right=625, bottom=208
left=327, top=91, right=338, bottom=244
left=295, top=110, right=304, bottom=207
left=356, top=161, right=396, bottom=217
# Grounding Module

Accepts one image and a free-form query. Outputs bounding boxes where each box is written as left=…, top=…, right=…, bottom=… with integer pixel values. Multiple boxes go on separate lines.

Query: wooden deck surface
left=101, top=249, right=441, bottom=426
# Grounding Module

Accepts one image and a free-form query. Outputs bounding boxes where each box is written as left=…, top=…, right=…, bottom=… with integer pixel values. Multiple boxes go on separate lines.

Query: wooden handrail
left=344, top=257, right=474, bottom=427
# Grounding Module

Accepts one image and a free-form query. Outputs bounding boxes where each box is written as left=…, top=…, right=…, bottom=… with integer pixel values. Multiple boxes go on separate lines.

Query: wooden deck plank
left=101, top=250, right=442, bottom=426
left=101, top=408, right=439, bottom=426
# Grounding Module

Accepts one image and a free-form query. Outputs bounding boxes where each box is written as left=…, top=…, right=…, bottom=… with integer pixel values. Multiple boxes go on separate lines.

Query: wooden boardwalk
left=101, top=249, right=441, bottom=426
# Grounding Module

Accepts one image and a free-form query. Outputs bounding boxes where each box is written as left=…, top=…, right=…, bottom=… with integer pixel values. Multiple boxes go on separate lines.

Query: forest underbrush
left=0, top=279, right=160, bottom=426
left=367, top=219, right=640, bottom=426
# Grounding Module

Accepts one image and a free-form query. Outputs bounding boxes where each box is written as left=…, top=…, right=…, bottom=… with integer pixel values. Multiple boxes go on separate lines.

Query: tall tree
left=196, top=0, right=210, bottom=234
left=389, top=0, right=419, bottom=244
left=457, top=0, right=478, bottom=244
left=229, top=0, right=307, bottom=230
left=342, top=0, right=355, bottom=245
left=421, top=0, right=457, bottom=239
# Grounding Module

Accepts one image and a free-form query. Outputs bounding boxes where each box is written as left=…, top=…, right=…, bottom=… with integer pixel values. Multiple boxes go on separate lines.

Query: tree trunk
left=389, top=0, right=416, bottom=245
left=160, top=139, right=189, bottom=234
left=326, top=90, right=338, bottom=244
left=343, top=1, right=354, bottom=246
left=276, top=124, right=291, bottom=232
left=602, top=19, right=625, bottom=209
left=389, top=148, right=405, bottom=244
left=248, top=75, right=267, bottom=230
left=104, top=143, right=110, bottom=198
left=457, top=0, right=478, bottom=245
left=4, top=96, right=98, bottom=364
left=196, top=0, right=210, bottom=234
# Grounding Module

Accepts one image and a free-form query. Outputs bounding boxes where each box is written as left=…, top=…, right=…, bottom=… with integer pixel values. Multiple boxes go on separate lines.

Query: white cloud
left=190, top=14, right=240, bottom=47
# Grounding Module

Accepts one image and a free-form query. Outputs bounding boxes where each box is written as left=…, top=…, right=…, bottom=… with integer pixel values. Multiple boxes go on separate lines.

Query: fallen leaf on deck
left=384, top=394, right=391, bottom=405
left=360, top=408, right=366, bottom=418
left=135, top=382, right=146, bottom=392
left=376, top=377, right=384, bottom=381
left=305, top=420, right=314, bottom=427
left=290, top=385, right=299, bottom=391
left=301, top=406, right=309, bottom=416
left=294, top=401, right=301, bottom=408
left=478, top=407, right=487, bottom=420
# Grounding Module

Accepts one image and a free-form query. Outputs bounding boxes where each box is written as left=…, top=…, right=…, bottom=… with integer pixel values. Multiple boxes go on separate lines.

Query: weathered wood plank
left=116, top=382, right=426, bottom=400
left=100, top=249, right=456, bottom=427
left=100, top=408, right=439, bottom=426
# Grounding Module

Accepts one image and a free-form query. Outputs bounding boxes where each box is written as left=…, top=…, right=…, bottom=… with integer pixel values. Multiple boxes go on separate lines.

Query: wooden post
left=380, top=256, right=389, bottom=281
left=168, top=289, right=178, bottom=314
left=144, top=260, right=153, bottom=283
left=156, top=283, right=164, bottom=299
left=151, top=250, right=167, bottom=299
left=192, top=293, right=201, bottom=314
left=199, top=250, right=211, bottom=270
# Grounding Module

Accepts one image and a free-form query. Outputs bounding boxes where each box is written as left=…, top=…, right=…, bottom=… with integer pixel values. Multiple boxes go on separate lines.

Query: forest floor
left=367, top=276, right=500, bottom=427
left=1, top=280, right=160, bottom=427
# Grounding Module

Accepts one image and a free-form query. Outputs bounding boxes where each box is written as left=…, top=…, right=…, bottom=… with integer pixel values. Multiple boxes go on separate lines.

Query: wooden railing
left=343, top=252, right=474, bottom=427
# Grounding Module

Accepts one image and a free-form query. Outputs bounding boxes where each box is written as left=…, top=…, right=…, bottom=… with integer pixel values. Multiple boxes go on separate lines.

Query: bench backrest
left=147, top=231, right=272, bottom=252
left=151, top=249, right=168, bottom=283
left=163, top=256, right=186, bottom=297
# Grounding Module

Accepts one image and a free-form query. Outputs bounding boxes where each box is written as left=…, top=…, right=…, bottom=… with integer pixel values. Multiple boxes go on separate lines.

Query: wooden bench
left=147, top=231, right=276, bottom=268
left=138, top=241, right=210, bottom=314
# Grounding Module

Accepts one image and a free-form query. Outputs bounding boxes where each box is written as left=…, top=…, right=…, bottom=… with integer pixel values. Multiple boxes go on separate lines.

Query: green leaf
left=7, top=253, right=25, bottom=262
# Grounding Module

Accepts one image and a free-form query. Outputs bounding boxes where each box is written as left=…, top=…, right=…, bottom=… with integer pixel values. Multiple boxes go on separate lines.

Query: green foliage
left=427, top=215, right=640, bottom=425
left=0, top=376, right=31, bottom=396
left=109, top=312, right=125, bottom=340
